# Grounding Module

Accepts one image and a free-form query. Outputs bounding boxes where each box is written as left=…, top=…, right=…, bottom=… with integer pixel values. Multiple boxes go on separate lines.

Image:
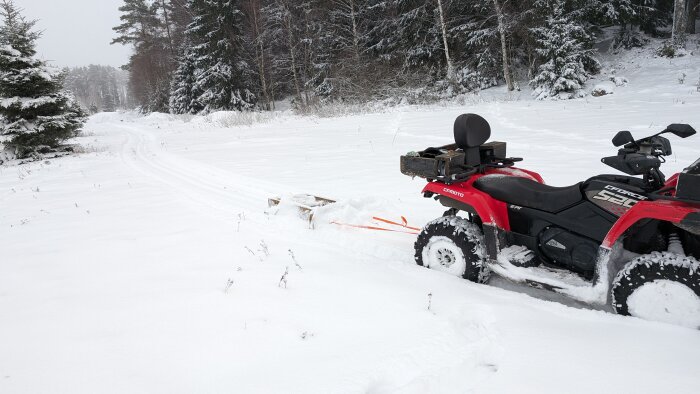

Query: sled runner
left=267, top=194, right=336, bottom=223
left=404, top=113, right=700, bottom=327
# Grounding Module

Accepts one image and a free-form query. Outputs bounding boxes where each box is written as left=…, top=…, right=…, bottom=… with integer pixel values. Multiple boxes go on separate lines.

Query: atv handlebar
left=601, top=153, right=662, bottom=176
left=603, top=125, right=698, bottom=191
left=602, top=153, right=665, bottom=191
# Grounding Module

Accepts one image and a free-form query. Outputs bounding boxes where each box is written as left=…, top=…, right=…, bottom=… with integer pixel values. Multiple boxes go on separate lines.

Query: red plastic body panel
left=601, top=199, right=700, bottom=248
left=421, top=167, right=544, bottom=231
left=422, top=168, right=700, bottom=250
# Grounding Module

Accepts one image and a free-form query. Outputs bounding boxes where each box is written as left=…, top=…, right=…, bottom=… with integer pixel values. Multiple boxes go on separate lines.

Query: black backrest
left=454, top=114, right=491, bottom=149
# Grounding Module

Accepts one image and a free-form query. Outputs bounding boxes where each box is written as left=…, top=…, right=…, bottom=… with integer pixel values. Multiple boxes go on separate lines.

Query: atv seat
left=474, top=175, right=583, bottom=213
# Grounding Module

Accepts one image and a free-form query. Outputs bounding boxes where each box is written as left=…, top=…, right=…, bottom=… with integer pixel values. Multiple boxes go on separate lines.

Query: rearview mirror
left=612, top=130, right=635, bottom=147
left=663, top=124, right=696, bottom=138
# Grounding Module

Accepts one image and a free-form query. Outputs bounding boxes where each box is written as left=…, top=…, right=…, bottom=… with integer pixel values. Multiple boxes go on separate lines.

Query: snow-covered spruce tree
left=389, top=1, right=442, bottom=74
left=260, top=0, right=333, bottom=109
left=530, top=1, right=599, bottom=100
left=462, top=0, right=539, bottom=92
left=262, top=0, right=308, bottom=108
left=294, top=1, right=334, bottom=105
left=462, top=1, right=507, bottom=90
left=168, top=41, right=200, bottom=114
left=586, top=0, right=664, bottom=50
left=322, top=0, right=383, bottom=101
left=0, top=0, right=86, bottom=158
left=361, top=0, right=444, bottom=89
left=180, top=0, right=256, bottom=113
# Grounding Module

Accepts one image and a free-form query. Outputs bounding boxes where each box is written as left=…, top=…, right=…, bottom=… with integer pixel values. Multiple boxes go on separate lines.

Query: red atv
left=402, top=114, right=700, bottom=326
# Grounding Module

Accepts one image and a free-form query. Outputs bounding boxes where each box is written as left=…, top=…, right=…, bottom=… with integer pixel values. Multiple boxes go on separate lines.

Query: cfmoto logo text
left=592, top=185, right=647, bottom=208
left=443, top=188, right=464, bottom=198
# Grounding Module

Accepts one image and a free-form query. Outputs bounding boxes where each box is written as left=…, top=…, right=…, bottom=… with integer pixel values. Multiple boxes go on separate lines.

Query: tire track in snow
left=113, top=123, right=410, bottom=262
left=116, top=123, right=274, bottom=222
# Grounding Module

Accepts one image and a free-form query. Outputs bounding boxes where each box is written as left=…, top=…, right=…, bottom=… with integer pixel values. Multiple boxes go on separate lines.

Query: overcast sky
left=13, top=0, right=131, bottom=68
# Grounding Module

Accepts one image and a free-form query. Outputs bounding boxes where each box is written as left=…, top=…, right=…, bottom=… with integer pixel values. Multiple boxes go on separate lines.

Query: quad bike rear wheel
left=414, top=216, right=489, bottom=283
left=612, top=251, right=700, bottom=328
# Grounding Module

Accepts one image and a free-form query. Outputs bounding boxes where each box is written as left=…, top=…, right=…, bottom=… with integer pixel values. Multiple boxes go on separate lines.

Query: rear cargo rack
left=400, top=141, right=521, bottom=184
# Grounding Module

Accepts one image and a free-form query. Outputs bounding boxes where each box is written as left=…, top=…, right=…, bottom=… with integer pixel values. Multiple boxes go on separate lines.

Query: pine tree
left=462, top=1, right=508, bottom=89
left=242, top=0, right=275, bottom=109
left=586, top=0, right=665, bottom=49
left=185, top=0, right=256, bottom=112
left=0, top=0, right=86, bottom=158
left=102, top=87, right=117, bottom=112
left=530, top=0, right=599, bottom=100
left=262, top=0, right=306, bottom=107
left=112, top=0, right=172, bottom=112
left=362, top=0, right=476, bottom=95
left=261, top=0, right=331, bottom=108
left=293, top=1, right=333, bottom=104
left=386, top=1, right=442, bottom=73
left=168, top=41, right=200, bottom=114
left=322, top=0, right=374, bottom=100
left=168, top=0, right=193, bottom=45
left=132, top=0, right=680, bottom=107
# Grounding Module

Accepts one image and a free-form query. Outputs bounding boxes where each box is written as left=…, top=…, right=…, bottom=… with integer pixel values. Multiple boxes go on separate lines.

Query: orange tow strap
left=331, top=221, right=419, bottom=234
left=331, top=216, right=421, bottom=235
left=371, top=216, right=421, bottom=231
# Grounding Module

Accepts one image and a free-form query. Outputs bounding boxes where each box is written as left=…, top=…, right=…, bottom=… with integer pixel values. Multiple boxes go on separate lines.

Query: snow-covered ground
left=2, top=47, right=700, bottom=393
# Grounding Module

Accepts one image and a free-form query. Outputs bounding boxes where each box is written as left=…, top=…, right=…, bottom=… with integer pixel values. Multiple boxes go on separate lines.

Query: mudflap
left=482, top=224, right=507, bottom=261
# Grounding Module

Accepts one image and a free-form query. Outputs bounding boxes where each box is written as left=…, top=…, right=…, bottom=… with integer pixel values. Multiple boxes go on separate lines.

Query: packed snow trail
left=117, top=122, right=273, bottom=221
left=110, top=119, right=419, bottom=265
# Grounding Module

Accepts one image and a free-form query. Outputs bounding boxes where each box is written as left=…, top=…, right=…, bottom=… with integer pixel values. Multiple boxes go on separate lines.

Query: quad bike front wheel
left=612, top=252, right=700, bottom=328
left=414, top=216, right=489, bottom=283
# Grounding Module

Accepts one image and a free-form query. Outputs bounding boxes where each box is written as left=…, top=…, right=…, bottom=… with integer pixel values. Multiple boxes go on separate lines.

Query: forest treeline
left=114, top=0, right=699, bottom=113
left=64, top=65, right=133, bottom=113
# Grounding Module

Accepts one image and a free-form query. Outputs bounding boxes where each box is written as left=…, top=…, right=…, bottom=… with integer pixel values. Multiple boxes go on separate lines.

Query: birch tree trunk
left=436, top=0, right=454, bottom=81
left=349, top=0, right=361, bottom=62
left=493, top=0, right=514, bottom=91
left=282, top=6, right=304, bottom=108
left=301, top=10, right=311, bottom=106
left=673, top=0, right=688, bottom=46
left=248, top=0, right=272, bottom=110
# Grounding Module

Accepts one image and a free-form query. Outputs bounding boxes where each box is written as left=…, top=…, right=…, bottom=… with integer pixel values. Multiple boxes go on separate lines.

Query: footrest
left=499, top=245, right=537, bottom=267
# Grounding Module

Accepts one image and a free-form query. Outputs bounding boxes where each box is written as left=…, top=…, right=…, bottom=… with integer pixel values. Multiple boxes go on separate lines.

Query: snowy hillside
left=2, top=48, right=700, bottom=393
